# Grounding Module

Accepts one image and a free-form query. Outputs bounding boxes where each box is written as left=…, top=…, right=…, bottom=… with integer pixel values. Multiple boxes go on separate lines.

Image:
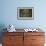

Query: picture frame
left=17, top=7, right=34, bottom=20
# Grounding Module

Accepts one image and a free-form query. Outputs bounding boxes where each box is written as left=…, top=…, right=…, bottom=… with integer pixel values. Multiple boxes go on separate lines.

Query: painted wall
left=0, top=0, right=46, bottom=43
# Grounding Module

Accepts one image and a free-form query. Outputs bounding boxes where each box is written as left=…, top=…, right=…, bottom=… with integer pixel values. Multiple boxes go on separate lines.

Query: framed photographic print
left=17, top=7, right=34, bottom=20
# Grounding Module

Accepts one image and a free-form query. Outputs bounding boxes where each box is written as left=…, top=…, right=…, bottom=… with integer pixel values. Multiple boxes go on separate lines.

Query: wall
left=0, top=0, right=46, bottom=44
left=0, top=0, right=46, bottom=30
left=0, top=0, right=46, bottom=29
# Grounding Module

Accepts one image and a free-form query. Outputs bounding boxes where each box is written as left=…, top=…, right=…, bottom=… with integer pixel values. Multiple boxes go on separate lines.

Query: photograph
left=17, top=7, right=34, bottom=20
